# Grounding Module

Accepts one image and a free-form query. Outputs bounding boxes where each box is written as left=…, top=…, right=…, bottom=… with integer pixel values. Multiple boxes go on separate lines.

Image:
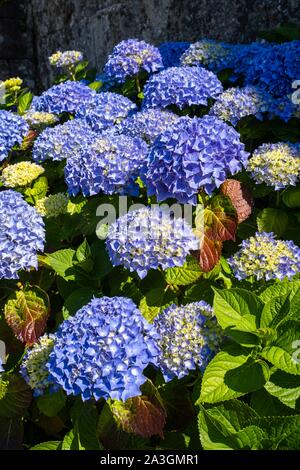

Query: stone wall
left=1, top=0, right=300, bottom=90
left=0, top=0, right=35, bottom=87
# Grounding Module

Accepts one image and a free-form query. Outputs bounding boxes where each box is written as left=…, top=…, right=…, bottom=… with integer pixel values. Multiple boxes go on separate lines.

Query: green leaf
left=71, top=402, right=102, bottom=450
left=261, top=346, right=300, bottom=375
left=265, top=369, right=300, bottom=410
left=61, top=429, right=76, bottom=450
left=36, top=390, right=66, bottom=417
left=256, top=414, right=300, bottom=450
left=259, top=280, right=300, bottom=303
left=283, top=186, right=300, bottom=208
left=76, top=239, right=91, bottom=262
left=88, top=240, right=113, bottom=280
left=139, top=287, right=177, bottom=323
left=213, top=288, right=263, bottom=331
left=4, top=286, right=50, bottom=345
left=260, top=294, right=290, bottom=328
left=250, top=388, right=294, bottom=416
left=31, top=441, right=62, bottom=450
left=199, top=347, right=269, bottom=403
left=257, top=208, right=288, bottom=237
left=88, top=81, right=102, bottom=91
left=17, top=91, right=33, bottom=114
left=184, top=280, right=214, bottom=305
left=62, top=287, right=100, bottom=318
left=24, top=176, right=48, bottom=203
left=46, top=249, right=76, bottom=280
left=164, top=256, right=202, bottom=286
left=0, top=374, right=31, bottom=418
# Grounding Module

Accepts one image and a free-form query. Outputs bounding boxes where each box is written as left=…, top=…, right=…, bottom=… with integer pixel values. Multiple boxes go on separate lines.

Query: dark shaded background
left=0, top=0, right=300, bottom=90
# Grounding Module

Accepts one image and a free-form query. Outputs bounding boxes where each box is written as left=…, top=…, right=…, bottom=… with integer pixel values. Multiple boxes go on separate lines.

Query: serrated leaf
left=76, top=239, right=91, bottom=262
left=261, top=346, right=300, bottom=375
left=265, top=369, right=300, bottom=410
left=0, top=374, right=31, bottom=418
left=198, top=235, right=222, bottom=272
left=259, top=280, right=300, bottom=303
left=199, top=348, right=269, bottom=403
left=204, top=195, right=238, bottom=241
left=257, top=208, right=289, bottom=237
left=46, top=249, right=76, bottom=280
left=260, top=295, right=291, bottom=328
left=37, top=390, right=66, bottom=417
left=164, top=256, right=202, bottom=286
left=31, top=440, right=62, bottom=450
left=110, top=395, right=166, bottom=438
left=220, top=179, right=253, bottom=223
left=213, top=287, right=263, bottom=331
left=4, top=286, right=50, bottom=345
left=139, top=287, right=177, bottom=323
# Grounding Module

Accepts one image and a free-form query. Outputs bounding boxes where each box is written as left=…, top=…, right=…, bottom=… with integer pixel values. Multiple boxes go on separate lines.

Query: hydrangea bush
left=1, top=27, right=300, bottom=451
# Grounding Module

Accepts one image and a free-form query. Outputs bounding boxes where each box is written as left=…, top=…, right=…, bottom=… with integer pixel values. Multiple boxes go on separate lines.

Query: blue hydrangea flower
left=209, top=86, right=271, bottom=125
left=245, top=41, right=300, bottom=97
left=46, top=296, right=161, bottom=401
left=228, top=232, right=300, bottom=281
left=104, top=39, right=163, bottom=83
left=31, top=80, right=96, bottom=114
left=267, top=96, right=296, bottom=122
left=0, top=190, right=45, bottom=279
left=154, top=302, right=222, bottom=381
left=229, top=42, right=273, bottom=81
left=106, top=207, right=198, bottom=279
left=0, top=110, right=29, bottom=161
left=64, top=133, right=148, bottom=197
left=158, top=42, right=191, bottom=68
left=247, top=142, right=300, bottom=190
left=32, top=118, right=97, bottom=162
left=117, top=108, right=179, bottom=144
left=144, top=116, right=249, bottom=204
left=180, top=39, right=234, bottom=72
left=142, top=66, right=223, bottom=110
left=20, top=334, right=57, bottom=397
left=76, top=92, right=137, bottom=133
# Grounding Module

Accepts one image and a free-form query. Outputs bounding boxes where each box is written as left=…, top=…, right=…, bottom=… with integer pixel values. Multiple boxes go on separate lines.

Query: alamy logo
left=291, top=80, right=300, bottom=105
left=0, top=340, right=6, bottom=365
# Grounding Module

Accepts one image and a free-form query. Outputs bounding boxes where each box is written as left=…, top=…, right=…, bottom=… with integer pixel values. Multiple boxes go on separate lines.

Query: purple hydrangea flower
left=228, top=232, right=300, bottom=281
left=64, top=133, right=148, bottom=197
left=0, top=190, right=45, bottom=279
left=32, top=118, right=97, bottom=162
left=46, top=296, right=161, bottom=401
left=104, top=39, right=163, bottom=83
left=158, top=42, right=191, bottom=68
left=106, top=206, right=198, bottom=279
left=76, top=92, right=137, bottom=133
left=142, top=66, right=223, bottom=110
left=31, top=80, right=96, bottom=114
left=0, top=110, right=29, bottom=161
left=154, top=302, right=222, bottom=381
left=117, top=108, right=179, bottom=144
left=144, top=116, right=249, bottom=204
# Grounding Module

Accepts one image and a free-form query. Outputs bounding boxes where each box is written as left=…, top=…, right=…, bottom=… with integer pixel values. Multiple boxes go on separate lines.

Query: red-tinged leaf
left=4, top=286, right=50, bottom=346
left=21, top=130, right=38, bottom=150
left=198, top=235, right=222, bottom=273
left=204, top=195, right=238, bottom=242
left=221, top=179, right=254, bottom=223
left=111, top=395, right=166, bottom=438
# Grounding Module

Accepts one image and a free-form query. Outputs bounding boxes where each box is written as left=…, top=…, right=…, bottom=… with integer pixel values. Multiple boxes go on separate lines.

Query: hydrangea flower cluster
left=247, top=142, right=300, bottom=190
left=104, top=39, right=163, bottom=83
left=0, top=110, right=29, bottom=161
left=158, top=42, right=191, bottom=68
left=65, top=133, right=148, bottom=197
left=142, top=66, right=223, bottom=110
left=36, top=193, right=69, bottom=218
left=0, top=190, right=45, bottom=279
left=32, top=80, right=96, bottom=115
left=209, top=86, right=271, bottom=125
left=154, top=302, right=222, bottom=380
left=144, top=116, right=249, bottom=203
left=20, top=334, right=56, bottom=397
left=76, top=92, right=137, bottom=133
left=32, top=118, right=96, bottom=162
left=2, top=76, right=23, bottom=93
left=117, top=108, right=179, bottom=144
left=180, top=39, right=233, bottom=72
left=24, top=110, right=58, bottom=129
left=46, top=297, right=161, bottom=401
left=106, top=207, right=198, bottom=279
left=228, top=232, right=300, bottom=281
left=229, top=42, right=272, bottom=80
left=1, top=161, right=44, bottom=188
left=49, top=50, right=83, bottom=68
left=245, top=41, right=300, bottom=97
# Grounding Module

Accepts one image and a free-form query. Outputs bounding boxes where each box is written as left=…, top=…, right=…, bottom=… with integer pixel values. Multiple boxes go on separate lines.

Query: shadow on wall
left=1, top=0, right=300, bottom=90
